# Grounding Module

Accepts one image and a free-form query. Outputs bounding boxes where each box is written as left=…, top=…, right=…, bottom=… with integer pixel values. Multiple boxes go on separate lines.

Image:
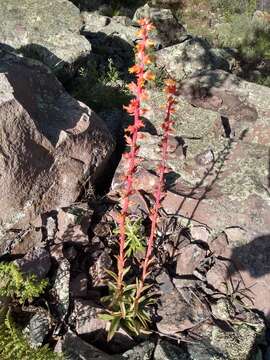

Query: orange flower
left=143, top=55, right=154, bottom=65
left=127, top=82, right=138, bottom=95
left=129, top=64, right=141, bottom=74
left=164, top=79, right=177, bottom=95
left=143, top=70, right=155, bottom=81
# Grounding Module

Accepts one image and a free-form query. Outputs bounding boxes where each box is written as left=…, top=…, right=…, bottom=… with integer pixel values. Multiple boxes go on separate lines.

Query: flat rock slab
left=0, top=51, right=114, bottom=250
left=0, top=0, right=91, bottom=75
left=156, top=37, right=229, bottom=80
left=181, top=69, right=270, bottom=146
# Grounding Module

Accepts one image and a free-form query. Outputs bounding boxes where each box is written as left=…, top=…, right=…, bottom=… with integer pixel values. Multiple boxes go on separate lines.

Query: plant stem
left=135, top=82, right=176, bottom=302
left=117, top=23, right=150, bottom=291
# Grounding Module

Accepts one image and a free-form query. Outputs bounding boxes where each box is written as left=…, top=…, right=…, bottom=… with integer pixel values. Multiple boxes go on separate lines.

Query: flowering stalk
left=117, top=19, right=155, bottom=292
left=135, top=79, right=177, bottom=303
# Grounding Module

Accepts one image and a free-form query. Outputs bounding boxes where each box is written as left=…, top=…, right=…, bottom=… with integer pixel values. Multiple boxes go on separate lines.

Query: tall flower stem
left=117, top=19, right=155, bottom=292
left=135, top=80, right=177, bottom=303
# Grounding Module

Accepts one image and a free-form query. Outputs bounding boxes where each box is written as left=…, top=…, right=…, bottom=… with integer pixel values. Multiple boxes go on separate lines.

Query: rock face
left=181, top=69, right=270, bottom=145
left=133, top=4, right=186, bottom=48
left=82, top=12, right=138, bottom=46
left=0, top=50, right=114, bottom=251
left=156, top=37, right=229, bottom=80
left=0, top=0, right=91, bottom=75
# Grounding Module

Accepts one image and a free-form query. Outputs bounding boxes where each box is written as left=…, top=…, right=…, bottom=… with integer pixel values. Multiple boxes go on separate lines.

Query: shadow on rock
left=228, top=234, right=270, bottom=321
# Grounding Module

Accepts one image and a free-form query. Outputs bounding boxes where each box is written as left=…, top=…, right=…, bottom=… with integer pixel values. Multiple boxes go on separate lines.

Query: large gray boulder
left=156, top=37, right=230, bottom=80
left=0, top=50, right=114, bottom=250
left=133, top=4, right=186, bottom=48
left=0, top=0, right=91, bottom=76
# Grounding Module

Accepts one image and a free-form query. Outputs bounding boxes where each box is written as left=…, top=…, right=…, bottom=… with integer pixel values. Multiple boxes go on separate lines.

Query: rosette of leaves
left=113, top=218, right=146, bottom=257
left=100, top=273, right=156, bottom=340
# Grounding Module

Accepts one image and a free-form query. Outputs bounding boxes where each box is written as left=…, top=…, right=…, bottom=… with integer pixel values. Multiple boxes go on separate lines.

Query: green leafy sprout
left=100, top=274, right=156, bottom=341
left=0, top=310, right=62, bottom=360
left=114, top=218, right=146, bottom=257
left=0, top=262, right=48, bottom=304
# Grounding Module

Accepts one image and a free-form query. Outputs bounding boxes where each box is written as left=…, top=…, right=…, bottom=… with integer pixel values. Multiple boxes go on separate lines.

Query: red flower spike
left=116, top=18, right=155, bottom=295
left=135, top=77, right=177, bottom=306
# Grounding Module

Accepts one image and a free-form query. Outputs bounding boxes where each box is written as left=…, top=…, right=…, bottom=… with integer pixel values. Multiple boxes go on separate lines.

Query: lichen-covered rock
left=82, top=12, right=137, bottom=45
left=24, top=311, right=50, bottom=347
left=154, top=340, right=190, bottom=360
left=0, top=50, right=114, bottom=252
left=0, top=0, right=91, bottom=76
left=70, top=299, right=106, bottom=335
left=211, top=322, right=264, bottom=360
left=123, top=341, right=155, bottom=360
left=181, top=69, right=270, bottom=146
left=156, top=37, right=229, bottom=80
left=133, top=4, right=186, bottom=48
left=55, top=330, right=114, bottom=360
left=156, top=271, right=209, bottom=334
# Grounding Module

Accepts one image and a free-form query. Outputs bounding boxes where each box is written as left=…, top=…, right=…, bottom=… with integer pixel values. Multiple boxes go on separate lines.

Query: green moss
left=0, top=311, right=62, bottom=360
left=0, top=262, right=48, bottom=304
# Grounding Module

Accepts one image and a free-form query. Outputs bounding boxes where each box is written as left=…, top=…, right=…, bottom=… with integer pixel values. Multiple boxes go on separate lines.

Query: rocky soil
left=0, top=1, right=270, bottom=359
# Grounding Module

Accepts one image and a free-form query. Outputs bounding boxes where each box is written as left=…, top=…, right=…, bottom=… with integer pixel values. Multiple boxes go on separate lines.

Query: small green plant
left=104, top=58, right=121, bottom=85
left=0, top=262, right=48, bottom=304
left=114, top=218, right=146, bottom=257
left=0, top=310, right=61, bottom=360
left=70, top=58, right=131, bottom=112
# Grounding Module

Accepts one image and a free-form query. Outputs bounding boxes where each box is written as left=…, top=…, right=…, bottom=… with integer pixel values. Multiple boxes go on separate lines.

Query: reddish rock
left=181, top=69, right=270, bottom=146
left=206, top=258, right=242, bottom=294
left=230, top=235, right=270, bottom=320
left=71, top=300, right=106, bottom=335
left=190, top=225, right=210, bottom=243
left=111, top=158, right=159, bottom=195
left=209, top=232, right=230, bottom=257
left=0, top=52, right=114, bottom=251
left=15, top=247, right=51, bottom=279
left=56, top=205, right=93, bottom=245
left=176, top=243, right=206, bottom=276
left=156, top=271, right=209, bottom=334
left=70, top=273, right=88, bottom=298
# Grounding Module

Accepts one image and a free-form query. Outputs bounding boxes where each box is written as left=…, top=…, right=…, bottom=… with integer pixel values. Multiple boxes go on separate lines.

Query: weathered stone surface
left=111, top=157, right=159, bottom=195
left=0, top=51, right=114, bottom=249
left=53, top=259, right=70, bottom=320
left=56, top=204, right=93, bottom=245
left=122, top=341, right=155, bottom=360
left=181, top=69, right=270, bottom=146
left=211, top=321, right=265, bottom=360
left=156, top=271, right=209, bottom=334
left=133, top=4, right=186, bottom=48
left=15, top=248, right=51, bottom=279
left=70, top=272, right=88, bottom=298
left=71, top=299, right=106, bottom=335
left=82, top=12, right=137, bottom=45
left=89, top=249, right=113, bottom=287
left=0, top=0, right=91, bottom=75
left=154, top=340, right=189, bottom=360
left=24, top=311, right=50, bottom=347
left=55, top=330, right=114, bottom=360
left=146, top=88, right=221, bottom=140
left=161, top=140, right=270, bottom=245
left=229, top=235, right=270, bottom=320
left=156, top=37, right=229, bottom=80
left=176, top=243, right=206, bottom=276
